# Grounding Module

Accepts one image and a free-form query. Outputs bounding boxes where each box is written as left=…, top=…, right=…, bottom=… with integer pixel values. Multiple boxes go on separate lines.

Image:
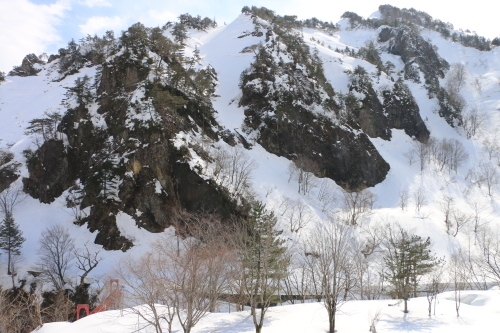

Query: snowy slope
left=0, top=8, right=499, bottom=332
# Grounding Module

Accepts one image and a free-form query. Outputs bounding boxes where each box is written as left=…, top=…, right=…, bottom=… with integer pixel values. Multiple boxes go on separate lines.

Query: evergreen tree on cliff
left=0, top=212, right=25, bottom=275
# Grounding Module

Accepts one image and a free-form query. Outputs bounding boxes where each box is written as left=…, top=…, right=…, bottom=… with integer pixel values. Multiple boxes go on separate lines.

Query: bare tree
left=341, top=188, right=375, bottom=225
left=470, top=201, right=488, bottom=243
left=74, top=242, right=103, bottom=294
left=424, top=264, right=447, bottom=316
left=476, top=227, right=500, bottom=285
left=452, top=238, right=488, bottom=290
left=397, top=189, right=408, bottom=211
left=434, top=138, right=468, bottom=173
left=36, top=224, right=75, bottom=290
left=449, top=248, right=466, bottom=317
left=406, top=139, right=430, bottom=172
left=209, top=145, right=257, bottom=197
left=448, top=139, right=469, bottom=173
left=305, top=219, right=358, bottom=333
left=116, top=253, right=176, bottom=333
left=288, top=155, right=319, bottom=195
left=451, top=210, right=470, bottom=237
left=157, top=217, right=234, bottom=333
left=473, top=76, right=483, bottom=95
left=278, top=197, right=313, bottom=233
left=482, top=136, right=500, bottom=163
left=446, top=63, right=468, bottom=93
left=445, top=63, right=468, bottom=114
left=317, top=179, right=338, bottom=213
left=412, top=186, right=427, bottom=212
left=462, top=106, right=485, bottom=139
left=0, top=184, right=25, bottom=215
left=356, top=224, right=384, bottom=300
left=477, top=160, right=499, bottom=196
left=116, top=213, right=235, bottom=333
left=439, top=195, right=454, bottom=234
left=283, top=252, right=313, bottom=304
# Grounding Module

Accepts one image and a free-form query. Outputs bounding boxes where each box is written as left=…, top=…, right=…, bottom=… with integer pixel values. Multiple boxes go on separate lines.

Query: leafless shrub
left=0, top=289, right=42, bottom=333
left=368, top=308, right=382, bottom=333
left=41, top=290, right=74, bottom=323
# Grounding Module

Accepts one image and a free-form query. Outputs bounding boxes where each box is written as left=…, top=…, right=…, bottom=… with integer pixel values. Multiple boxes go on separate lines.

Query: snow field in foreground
left=35, top=288, right=500, bottom=333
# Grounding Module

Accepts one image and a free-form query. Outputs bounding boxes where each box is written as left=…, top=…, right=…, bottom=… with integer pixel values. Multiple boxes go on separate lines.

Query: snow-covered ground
left=35, top=288, right=500, bottom=333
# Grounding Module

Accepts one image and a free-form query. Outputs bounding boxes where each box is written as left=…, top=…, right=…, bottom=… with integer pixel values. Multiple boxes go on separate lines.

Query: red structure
left=76, top=279, right=122, bottom=320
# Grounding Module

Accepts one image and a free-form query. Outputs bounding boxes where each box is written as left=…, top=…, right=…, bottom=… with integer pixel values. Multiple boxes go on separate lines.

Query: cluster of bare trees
left=34, top=224, right=103, bottom=293
left=468, top=159, right=500, bottom=198
left=451, top=227, right=500, bottom=289
left=340, top=188, right=376, bottom=225
left=287, top=155, right=320, bottom=195
left=0, top=223, right=104, bottom=330
left=208, top=144, right=257, bottom=197
left=116, top=205, right=290, bottom=333
left=461, top=106, right=486, bottom=139
left=405, top=137, right=468, bottom=173
left=445, top=63, right=487, bottom=139
left=116, top=223, right=234, bottom=333
left=275, top=197, right=313, bottom=232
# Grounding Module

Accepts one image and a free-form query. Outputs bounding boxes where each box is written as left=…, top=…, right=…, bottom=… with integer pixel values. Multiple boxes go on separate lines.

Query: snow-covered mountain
left=1, top=4, right=500, bottom=332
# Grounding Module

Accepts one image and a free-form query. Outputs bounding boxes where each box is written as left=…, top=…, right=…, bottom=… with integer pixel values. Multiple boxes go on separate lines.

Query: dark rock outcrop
left=8, top=54, right=45, bottom=77
left=239, top=24, right=391, bottom=190
left=347, top=75, right=429, bottom=142
left=255, top=113, right=390, bottom=190
left=378, top=26, right=448, bottom=85
left=0, top=151, right=20, bottom=192
left=23, top=50, right=243, bottom=250
left=378, top=26, right=461, bottom=127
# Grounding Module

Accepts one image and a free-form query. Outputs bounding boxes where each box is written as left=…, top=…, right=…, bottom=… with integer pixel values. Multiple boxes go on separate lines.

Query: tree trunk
left=7, top=250, right=12, bottom=275
left=329, top=315, right=336, bottom=333
left=404, top=298, right=408, bottom=313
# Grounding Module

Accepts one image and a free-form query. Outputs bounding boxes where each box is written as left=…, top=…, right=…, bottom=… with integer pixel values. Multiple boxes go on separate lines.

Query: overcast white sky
left=0, top=0, right=498, bottom=72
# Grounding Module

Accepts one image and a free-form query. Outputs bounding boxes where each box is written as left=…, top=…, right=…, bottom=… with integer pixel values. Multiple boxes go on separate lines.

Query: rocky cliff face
left=377, top=26, right=461, bottom=126
left=8, top=53, right=45, bottom=77
left=346, top=67, right=429, bottom=142
left=22, top=29, right=244, bottom=250
left=378, top=26, right=448, bottom=85
left=3, top=6, right=484, bottom=250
